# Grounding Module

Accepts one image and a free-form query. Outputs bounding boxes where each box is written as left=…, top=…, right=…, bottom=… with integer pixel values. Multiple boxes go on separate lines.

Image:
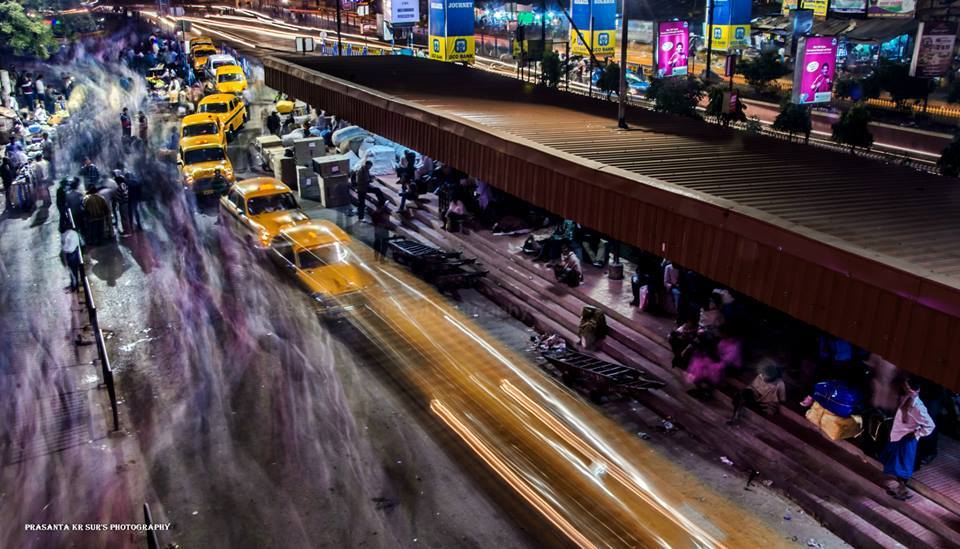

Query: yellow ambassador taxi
left=271, top=221, right=377, bottom=315
left=191, top=44, right=219, bottom=72
left=178, top=140, right=234, bottom=196
left=214, top=65, right=248, bottom=94
left=179, top=113, right=226, bottom=150
left=219, top=178, right=310, bottom=248
left=198, top=93, right=247, bottom=138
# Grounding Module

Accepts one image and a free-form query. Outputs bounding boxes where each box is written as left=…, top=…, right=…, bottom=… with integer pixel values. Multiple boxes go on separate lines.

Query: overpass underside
left=263, top=55, right=960, bottom=390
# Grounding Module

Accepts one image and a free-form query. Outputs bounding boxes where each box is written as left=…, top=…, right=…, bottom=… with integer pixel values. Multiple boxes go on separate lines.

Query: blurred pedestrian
left=114, top=175, right=132, bottom=235
left=0, top=157, right=14, bottom=208
left=55, top=178, right=69, bottom=220
left=729, top=361, right=786, bottom=424
left=354, top=160, right=373, bottom=221
left=120, top=107, right=132, bottom=138
left=371, top=197, right=391, bottom=262
left=266, top=110, right=281, bottom=136
left=60, top=224, right=82, bottom=292
left=137, top=111, right=148, bottom=144
left=882, top=378, right=935, bottom=500
left=80, top=157, right=100, bottom=190
left=66, top=178, right=84, bottom=227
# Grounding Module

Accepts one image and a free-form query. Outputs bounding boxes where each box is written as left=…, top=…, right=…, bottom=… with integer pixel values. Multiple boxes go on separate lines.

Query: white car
left=204, top=54, right=239, bottom=81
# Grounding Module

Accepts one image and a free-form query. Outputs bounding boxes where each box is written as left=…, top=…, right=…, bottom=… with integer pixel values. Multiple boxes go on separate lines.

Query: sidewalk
left=0, top=205, right=149, bottom=548
left=362, top=172, right=960, bottom=548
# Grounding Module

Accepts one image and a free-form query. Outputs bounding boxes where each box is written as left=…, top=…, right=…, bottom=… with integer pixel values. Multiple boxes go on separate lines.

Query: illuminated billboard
left=706, top=0, right=751, bottom=51
left=910, top=21, right=959, bottom=78
left=429, top=0, right=475, bottom=63
left=792, top=36, right=838, bottom=105
left=782, top=0, right=827, bottom=17
left=569, top=0, right=617, bottom=57
left=656, top=21, right=689, bottom=77
left=831, top=0, right=867, bottom=14
left=869, top=0, right=916, bottom=17
left=384, top=0, right=420, bottom=25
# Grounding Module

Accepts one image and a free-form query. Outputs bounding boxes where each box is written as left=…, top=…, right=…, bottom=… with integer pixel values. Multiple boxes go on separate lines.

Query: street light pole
left=704, top=0, right=714, bottom=81
left=336, top=0, right=343, bottom=56
left=617, top=0, right=628, bottom=129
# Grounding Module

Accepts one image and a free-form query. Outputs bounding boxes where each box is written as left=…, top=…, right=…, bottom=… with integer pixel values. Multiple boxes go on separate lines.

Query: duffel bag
left=813, top=380, right=863, bottom=418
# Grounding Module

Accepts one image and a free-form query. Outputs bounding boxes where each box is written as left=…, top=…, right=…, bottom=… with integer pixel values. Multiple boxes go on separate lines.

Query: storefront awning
left=845, top=18, right=918, bottom=43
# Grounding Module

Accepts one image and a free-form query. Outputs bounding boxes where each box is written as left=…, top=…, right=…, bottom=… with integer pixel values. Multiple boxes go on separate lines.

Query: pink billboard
left=792, top=36, right=838, bottom=105
left=656, top=21, right=689, bottom=77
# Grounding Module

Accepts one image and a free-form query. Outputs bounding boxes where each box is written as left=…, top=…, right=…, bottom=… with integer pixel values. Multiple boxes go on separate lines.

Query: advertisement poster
left=429, top=0, right=475, bottom=63
left=656, top=21, right=689, bottom=77
left=831, top=0, right=867, bottom=14
left=868, top=0, right=916, bottom=17
left=569, top=0, right=617, bottom=56
left=792, top=36, right=838, bottom=105
left=909, top=21, right=959, bottom=78
left=781, top=0, right=827, bottom=17
left=384, top=0, right=420, bottom=25
left=706, top=0, right=751, bottom=51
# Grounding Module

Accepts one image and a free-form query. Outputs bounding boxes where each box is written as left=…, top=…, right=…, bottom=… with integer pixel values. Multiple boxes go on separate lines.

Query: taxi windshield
left=199, top=102, right=228, bottom=114
left=194, top=47, right=216, bottom=56
left=182, top=122, right=218, bottom=137
left=246, top=192, right=298, bottom=215
left=298, top=243, right=347, bottom=270
left=218, top=73, right=244, bottom=83
left=183, top=147, right=225, bottom=164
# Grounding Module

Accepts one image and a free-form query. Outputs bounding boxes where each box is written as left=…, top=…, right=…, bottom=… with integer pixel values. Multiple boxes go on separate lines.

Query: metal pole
left=617, top=0, right=628, bottom=128
left=705, top=0, right=714, bottom=81
left=336, top=0, right=343, bottom=56
left=565, top=39, right=570, bottom=90
left=587, top=15, right=595, bottom=97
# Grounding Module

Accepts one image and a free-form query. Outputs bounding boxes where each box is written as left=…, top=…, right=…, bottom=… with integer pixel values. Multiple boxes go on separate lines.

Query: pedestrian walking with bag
left=60, top=224, right=82, bottom=292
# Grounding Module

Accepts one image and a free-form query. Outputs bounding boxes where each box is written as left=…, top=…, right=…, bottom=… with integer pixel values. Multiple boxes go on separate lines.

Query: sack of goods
left=812, top=380, right=863, bottom=418
left=806, top=401, right=862, bottom=441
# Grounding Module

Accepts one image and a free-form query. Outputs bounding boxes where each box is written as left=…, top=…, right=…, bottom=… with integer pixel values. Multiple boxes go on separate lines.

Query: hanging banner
left=429, top=0, right=475, bottom=63
left=656, top=21, right=689, bottom=77
left=868, top=0, right=916, bottom=17
left=830, top=0, right=867, bottom=14
left=384, top=0, right=420, bottom=25
left=781, top=0, right=827, bottom=17
left=793, top=36, right=838, bottom=105
left=706, top=0, right=751, bottom=51
left=569, top=0, right=617, bottom=57
left=909, top=21, right=959, bottom=78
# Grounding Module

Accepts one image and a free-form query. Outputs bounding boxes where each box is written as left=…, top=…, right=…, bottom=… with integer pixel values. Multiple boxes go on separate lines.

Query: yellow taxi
left=271, top=221, right=377, bottom=314
left=219, top=178, right=310, bottom=248
left=198, top=93, right=247, bottom=138
left=189, top=36, right=214, bottom=51
left=191, top=44, right=219, bottom=72
left=214, top=65, right=248, bottom=94
left=178, top=141, right=234, bottom=196
left=179, top=113, right=226, bottom=150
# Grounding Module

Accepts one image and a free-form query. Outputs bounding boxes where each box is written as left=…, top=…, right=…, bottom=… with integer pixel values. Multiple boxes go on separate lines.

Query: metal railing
left=68, top=211, right=120, bottom=432
left=143, top=502, right=160, bottom=549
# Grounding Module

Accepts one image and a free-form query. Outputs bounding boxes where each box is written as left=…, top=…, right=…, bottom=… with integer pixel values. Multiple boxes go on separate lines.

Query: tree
left=831, top=104, right=874, bottom=152
left=0, top=1, right=56, bottom=58
left=737, top=51, right=790, bottom=95
left=704, top=86, right=747, bottom=126
left=834, top=76, right=863, bottom=101
left=937, top=137, right=960, bottom=176
left=541, top=50, right=561, bottom=88
left=647, top=77, right=704, bottom=119
left=597, top=61, right=620, bottom=100
left=772, top=102, right=812, bottom=142
left=862, top=60, right=931, bottom=109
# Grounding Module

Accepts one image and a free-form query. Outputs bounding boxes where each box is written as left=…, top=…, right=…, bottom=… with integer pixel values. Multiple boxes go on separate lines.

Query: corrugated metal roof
left=264, top=55, right=960, bottom=389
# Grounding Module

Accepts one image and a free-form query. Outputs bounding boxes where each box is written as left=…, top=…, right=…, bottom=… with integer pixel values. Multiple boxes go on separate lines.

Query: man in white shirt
left=60, top=225, right=81, bottom=292
left=882, top=378, right=935, bottom=500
